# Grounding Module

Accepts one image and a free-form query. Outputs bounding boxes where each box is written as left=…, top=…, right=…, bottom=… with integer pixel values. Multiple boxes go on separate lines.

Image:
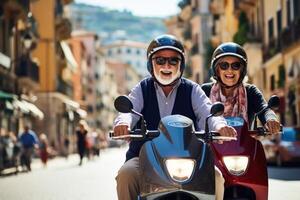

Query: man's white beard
left=154, top=68, right=181, bottom=86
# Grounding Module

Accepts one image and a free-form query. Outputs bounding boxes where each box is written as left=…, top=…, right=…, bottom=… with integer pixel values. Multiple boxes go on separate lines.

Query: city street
left=0, top=146, right=300, bottom=200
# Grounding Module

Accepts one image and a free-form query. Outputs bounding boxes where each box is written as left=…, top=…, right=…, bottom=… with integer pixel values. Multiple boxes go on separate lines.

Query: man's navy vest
left=125, top=77, right=198, bottom=161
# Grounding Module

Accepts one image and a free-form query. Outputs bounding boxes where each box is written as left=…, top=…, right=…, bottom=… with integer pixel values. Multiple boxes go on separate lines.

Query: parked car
left=262, top=127, right=300, bottom=166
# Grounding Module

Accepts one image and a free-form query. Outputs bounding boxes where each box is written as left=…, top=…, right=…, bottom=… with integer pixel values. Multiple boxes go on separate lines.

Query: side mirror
left=210, top=102, right=224, bottom=117
left=114, top=96, right=133, bottom=113
left=205, top=102, right=224, bottom=134
left=268, top=95, right=280, bottom=110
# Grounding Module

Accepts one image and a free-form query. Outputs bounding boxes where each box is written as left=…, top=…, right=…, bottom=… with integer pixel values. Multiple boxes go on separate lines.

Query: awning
left=0, top=90, right=16, bottom=100
left=13, top=99, right=30, bottom=114
left=76, top=108, right=87, bottom=118
left=5, top=101, right=14, bottom=110
left=53, top=92, right=80, bottom=110
left=13, top=99, right=44, bottom=119
left=21, top=100, right=44, bottom=120
left=0, top=52, right=11, bottom=69
left=60, top=41, right=78, bottom=71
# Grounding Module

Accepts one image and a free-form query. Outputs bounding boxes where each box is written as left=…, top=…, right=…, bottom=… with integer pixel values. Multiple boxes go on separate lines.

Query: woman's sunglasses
left=218, top=62, right=243, bottom=71
left=152, top=56, right=181, bottom=66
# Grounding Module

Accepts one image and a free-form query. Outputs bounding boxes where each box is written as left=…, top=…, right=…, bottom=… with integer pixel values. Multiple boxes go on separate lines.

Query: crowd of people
left=0, top=121, right=109, bottom=174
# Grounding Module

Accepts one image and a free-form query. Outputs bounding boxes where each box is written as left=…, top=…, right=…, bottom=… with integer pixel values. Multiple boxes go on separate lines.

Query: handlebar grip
left=212, top=136, right=237, bottom=141
left=146, top=130, right=160, bottom=138
left=109, top=129, right=146, bottom=141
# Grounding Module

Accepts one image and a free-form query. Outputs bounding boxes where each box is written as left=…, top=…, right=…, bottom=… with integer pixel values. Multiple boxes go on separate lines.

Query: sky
left=74, top=0, right=181, bottom=17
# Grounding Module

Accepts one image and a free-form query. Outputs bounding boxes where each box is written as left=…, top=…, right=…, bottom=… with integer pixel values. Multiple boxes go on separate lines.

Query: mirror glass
left=268, top=95, right=280, bottom=110
left=114, top=96, right=133, bottom=113
left=210, top=102, right=224, bottom=117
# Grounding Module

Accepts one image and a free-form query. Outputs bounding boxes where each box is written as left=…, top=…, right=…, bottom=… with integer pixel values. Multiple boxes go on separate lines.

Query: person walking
left=19, top=125, right=39, bottom=171
left=76, top=121, right=88, bottom=165
left=39, top=133, right=49, bottom=167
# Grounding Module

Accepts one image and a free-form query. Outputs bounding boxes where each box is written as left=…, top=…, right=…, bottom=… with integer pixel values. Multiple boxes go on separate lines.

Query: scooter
left=211, top=95, right=281, bottom=200
left=110, top=95, right=236, bottom=200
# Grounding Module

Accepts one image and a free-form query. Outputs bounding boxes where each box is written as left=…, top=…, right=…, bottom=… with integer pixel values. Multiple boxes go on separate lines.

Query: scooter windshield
left=225, top=117, right=245, bottom=127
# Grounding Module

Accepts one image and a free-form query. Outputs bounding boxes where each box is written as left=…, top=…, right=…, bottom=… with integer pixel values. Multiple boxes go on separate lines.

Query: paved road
left=0, top=147, right=125, bottom=200
left=0, top=146, right=299, bottom=200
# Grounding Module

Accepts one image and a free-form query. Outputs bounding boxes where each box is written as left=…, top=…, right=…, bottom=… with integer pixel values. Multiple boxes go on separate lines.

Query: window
left=87, top=105, right=94, bottom=113
left=117, top=48, right=122, bottom=54
left=263, top=68, right=267, bottom=89
left=287, top=0, right=291, bottom=26
left=127, top=48, right=131, bottom=54
left=278, top=65, right=286, bottom=88
left=95, top=73, right=99, bottom=80
left=277, top=10, right=282, bottom=35
left=268, top=18, right=274, bottom=40
left=294, top=0, right=300, bottom=19
left=270, top=74, right=275, bottom=91
left=136, top=49, right=140, bottom=55
left=107, top=49, right=112, bottom=56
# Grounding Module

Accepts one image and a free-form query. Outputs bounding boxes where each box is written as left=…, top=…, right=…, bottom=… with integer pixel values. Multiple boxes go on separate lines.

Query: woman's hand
left=264, top=119, right=281, bottom=134
left=217, top=125, right=237, bottom=138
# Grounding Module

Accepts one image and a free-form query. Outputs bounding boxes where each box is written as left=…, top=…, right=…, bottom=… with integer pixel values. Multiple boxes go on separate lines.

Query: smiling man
left=113, top=34, right=237, bottom=200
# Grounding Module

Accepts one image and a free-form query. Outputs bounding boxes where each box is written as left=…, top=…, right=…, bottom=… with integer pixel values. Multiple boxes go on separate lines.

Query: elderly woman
left=202, top=42, right=280, bottom=133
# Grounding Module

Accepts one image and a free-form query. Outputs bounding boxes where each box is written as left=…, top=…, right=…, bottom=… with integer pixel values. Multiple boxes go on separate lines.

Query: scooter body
left=212, top=117, right=268, bottom=200
left=139, top=115, right=216, bottom=200
left=111, top=95, right=235, bottom=200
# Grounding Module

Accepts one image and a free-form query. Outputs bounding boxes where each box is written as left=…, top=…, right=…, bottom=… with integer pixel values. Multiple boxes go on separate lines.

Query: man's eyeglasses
left=218, top=62, right=243, bottom=71
left=152, top=56, right=181, bottom=66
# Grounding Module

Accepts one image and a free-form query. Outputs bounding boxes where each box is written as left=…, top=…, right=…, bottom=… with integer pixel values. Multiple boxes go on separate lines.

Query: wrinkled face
left=216, top=56, right=242, bottom=87
left=152, top=49, right=182, bottom=85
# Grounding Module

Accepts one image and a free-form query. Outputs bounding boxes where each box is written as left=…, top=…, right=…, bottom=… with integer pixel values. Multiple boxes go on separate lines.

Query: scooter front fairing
left=139, top=115, right=216, bottom=200
left=212, top=117, right=268, bottom=200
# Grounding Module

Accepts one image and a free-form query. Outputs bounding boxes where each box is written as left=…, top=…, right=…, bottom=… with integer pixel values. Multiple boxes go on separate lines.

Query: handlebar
left=194, top=131, right=237, bottom=142
left=109, top=129, right=237, bottom=142
left=249, top=125, right=283, bottom=138
left=109, top=129, right=160, bottom=141
left=255, top=125, right=283, bottom=136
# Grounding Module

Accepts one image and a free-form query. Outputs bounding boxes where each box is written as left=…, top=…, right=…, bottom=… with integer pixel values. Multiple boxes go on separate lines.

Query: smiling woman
left=74, top=0, right=180, bottom=17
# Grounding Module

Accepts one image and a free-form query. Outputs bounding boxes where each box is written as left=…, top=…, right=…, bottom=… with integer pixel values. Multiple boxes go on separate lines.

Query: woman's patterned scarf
left=210, top=83, right=248, bottom=123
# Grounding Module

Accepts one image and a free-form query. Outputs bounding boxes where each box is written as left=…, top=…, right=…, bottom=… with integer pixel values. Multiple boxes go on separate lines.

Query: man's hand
left=264, top=119, right=281, bottom=134
left=113, top=124, right=130, bottom=136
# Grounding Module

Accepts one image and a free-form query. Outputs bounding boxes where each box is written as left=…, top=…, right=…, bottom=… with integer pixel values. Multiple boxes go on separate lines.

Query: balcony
left=15, top=55, right=39, bottom=83
left=57, top=77, right=73, bottom=97
left=190, top=43, right=199, bottom=55
left=279, top=19, right=300, bottom=50
left=262, top=38, right=281, bottom=62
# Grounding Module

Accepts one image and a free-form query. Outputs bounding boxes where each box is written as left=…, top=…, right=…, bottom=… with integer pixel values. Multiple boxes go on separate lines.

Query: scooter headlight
left=223, top=156, right=249, bottom=176
left=165, top=158, right=195, bottom=182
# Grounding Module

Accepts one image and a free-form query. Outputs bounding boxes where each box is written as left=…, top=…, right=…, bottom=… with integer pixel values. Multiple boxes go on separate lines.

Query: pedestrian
left=113, top=34, right=237, bottom=200
left=63, top=136, right=70, bottom=159
left=39, top=133, right=49, bottom=167
left=76, top=121, right=88, bottom=165
left=19, top=125, right=39, bottom=171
